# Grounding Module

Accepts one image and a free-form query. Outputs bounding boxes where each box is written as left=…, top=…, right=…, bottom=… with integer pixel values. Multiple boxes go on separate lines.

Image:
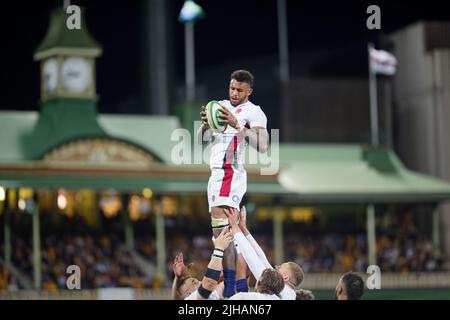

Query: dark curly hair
left=231, top=69, right=254, bottom=87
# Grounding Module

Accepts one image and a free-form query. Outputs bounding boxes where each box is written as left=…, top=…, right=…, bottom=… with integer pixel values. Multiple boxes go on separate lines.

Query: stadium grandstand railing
left=1, top=272, right=450, bottom=300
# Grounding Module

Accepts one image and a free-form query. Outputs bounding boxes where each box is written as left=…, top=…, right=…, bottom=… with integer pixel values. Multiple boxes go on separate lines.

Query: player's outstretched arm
left=239, top=206, right=272, bottom=269
left=224, top=208, right=266, bottom=280
left=196, top=228, right=233, bottom=300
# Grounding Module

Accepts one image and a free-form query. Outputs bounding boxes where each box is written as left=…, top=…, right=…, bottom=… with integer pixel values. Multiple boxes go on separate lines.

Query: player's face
left=229, top=79, right=252, bottom=106
left=275, top=263, right=290, bottom=284
left=180, top=277, right=200, bottom=298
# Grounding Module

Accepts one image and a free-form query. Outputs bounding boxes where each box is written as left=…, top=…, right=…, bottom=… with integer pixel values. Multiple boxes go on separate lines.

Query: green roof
left=98, top=114, right=181, bottom=164
left=0, top=111, right=36, bottom=161
left=23, top=100, right=108, bottom=159
left=2, top=111, right=450, bottom=203
left=278, top=145, right=450, bottom=203
left=0, top=111, right=181, bottom=163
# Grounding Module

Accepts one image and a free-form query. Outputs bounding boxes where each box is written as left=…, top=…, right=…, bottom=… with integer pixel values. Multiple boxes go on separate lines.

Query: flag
left=369, top=47, right=398, bottom=75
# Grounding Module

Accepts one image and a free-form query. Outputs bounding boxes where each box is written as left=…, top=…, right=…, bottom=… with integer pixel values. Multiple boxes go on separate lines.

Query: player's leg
left=235, top=199, right=249, bottom=292
left=208, top=169, right=247, bottom=297
left=211, top=205, right=236, bottom=298
left=236, top=251, right=249, bottom=292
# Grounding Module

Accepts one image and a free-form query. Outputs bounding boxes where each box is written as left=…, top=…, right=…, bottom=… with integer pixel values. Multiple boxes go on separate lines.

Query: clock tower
left=34, top=8, right=101, bottom=101
left=27, top=7, right=107, bottom=160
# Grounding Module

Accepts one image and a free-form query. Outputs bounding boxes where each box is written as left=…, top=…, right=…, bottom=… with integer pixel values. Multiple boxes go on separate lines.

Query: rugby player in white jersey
left=228, top=268, right=284, bottom=300
left=224, top=207, right=304, bottom=300
left=171, top=228, right=233, bottom=300
left=197, top=70, right=269, bottom=298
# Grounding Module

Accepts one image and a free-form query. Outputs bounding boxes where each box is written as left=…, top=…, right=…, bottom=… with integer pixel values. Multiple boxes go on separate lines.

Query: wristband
left=212, top=248, right=224, bottom=258
left=205, top=268, right=221, bottom=281
left=198, top=285, right=212, bottom=299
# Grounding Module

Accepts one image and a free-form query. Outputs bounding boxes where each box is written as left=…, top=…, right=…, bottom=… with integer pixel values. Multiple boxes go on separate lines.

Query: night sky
left=1, top=0, right=449, bottom=115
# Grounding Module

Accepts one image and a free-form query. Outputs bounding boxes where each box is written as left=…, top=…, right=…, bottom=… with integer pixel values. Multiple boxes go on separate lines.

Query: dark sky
left=1, top=0, right=449, bottom=114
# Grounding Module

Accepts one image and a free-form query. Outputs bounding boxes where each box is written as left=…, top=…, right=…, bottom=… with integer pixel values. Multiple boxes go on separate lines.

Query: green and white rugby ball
left=206, top=100, right=228, bottom=133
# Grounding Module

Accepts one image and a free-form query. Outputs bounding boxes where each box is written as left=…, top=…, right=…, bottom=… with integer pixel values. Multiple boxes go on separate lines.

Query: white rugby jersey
left=280, top=285, right=296, bottom=300
left=234, top=233, right=297, bottom=300
left=228, top=292, right=280, bottom=300
left=209, top=100, right=267, bottom=171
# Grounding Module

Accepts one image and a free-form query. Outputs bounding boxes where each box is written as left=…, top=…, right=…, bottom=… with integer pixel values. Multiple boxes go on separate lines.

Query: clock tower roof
left=34, top=7, right=102, bottom=61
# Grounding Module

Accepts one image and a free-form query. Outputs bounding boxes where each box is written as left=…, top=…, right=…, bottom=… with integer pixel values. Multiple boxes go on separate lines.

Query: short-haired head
left=255, top=268, right=285, bottom=297
left=229, top=70, right=254, bottom=106
left=275, top=262, right=304, bottom=288
left=175, top=276, right=200, bottom=300
left=335, top=272, right=364, bottom=300
left=230, top=69, right=254, bottom=88
left=295, top=289, right=315, bottom=300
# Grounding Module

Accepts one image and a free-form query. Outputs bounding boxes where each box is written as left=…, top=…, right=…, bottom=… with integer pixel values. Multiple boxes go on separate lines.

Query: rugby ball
left=205, top=100, right=228, bottom=133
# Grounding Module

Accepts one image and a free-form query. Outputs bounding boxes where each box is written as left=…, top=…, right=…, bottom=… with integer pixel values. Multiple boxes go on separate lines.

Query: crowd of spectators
left=1, top=234, right=149, bottom=290
left=0, top=210, right=447, bottom=290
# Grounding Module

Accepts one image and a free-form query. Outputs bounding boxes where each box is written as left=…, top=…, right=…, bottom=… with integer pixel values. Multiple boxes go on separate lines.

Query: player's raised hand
left=172, top=252, right=193, bottom=278
left=237, top=206, right=251, bottom=236
left=213, top=227, right=234, bottom=251
left=200, top=105, right=209, bottom=128
left=223, top=207, right=240, bottom=234
left=217, top=106, right=238, bottom=128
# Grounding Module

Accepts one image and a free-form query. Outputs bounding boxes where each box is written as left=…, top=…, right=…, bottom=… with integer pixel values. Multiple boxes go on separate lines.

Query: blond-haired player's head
left=275, top=261, right=304, bottom=288
left=174, top=276, right=200, bottom=300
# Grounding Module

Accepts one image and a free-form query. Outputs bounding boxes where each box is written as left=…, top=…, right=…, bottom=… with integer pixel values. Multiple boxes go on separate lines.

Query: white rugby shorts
left=207, top=168, right=247, bottom=212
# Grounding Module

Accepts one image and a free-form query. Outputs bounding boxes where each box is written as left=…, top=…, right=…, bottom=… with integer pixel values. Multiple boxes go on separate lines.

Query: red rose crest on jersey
left=235, top=108, right=242, bottom=114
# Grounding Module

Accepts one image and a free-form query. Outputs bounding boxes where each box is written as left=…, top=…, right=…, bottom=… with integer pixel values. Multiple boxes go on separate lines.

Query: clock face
left=61, top=57, right=92, bottom=93
left=43, top=58, right=58, bottom=94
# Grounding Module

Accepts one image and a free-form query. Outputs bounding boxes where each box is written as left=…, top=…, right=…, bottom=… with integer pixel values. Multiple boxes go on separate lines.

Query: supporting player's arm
left=196, top=228, right=233, bottom=300
left=224, top=208, right=266, bottom=280
left=238, top=206, right=272, bottom=269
